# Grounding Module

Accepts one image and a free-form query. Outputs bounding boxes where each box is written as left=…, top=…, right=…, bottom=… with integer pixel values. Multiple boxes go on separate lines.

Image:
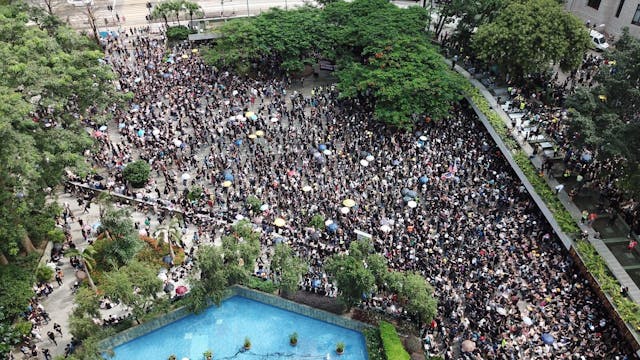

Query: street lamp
left=246, top=0, right=249, bottom=16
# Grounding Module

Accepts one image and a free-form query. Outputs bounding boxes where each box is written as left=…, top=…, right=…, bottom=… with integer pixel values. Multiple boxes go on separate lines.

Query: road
left=35, top=0, right=310, bottom=31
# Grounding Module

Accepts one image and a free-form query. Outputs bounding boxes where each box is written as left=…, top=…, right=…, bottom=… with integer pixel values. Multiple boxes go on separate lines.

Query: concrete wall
left=566, top=0, right=640, bottom=39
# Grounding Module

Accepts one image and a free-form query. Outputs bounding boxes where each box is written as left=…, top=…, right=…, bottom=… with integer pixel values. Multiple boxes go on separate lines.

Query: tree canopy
left=203, top=0, right=464, bottom=129
left=565, top=29, right=640, bottom=195
left=472, top=0, right=590, bottom=79
left=0, top=2, right=121, bottom=265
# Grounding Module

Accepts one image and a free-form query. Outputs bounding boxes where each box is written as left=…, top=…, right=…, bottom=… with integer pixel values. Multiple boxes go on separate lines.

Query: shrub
left=246, top=196, right=263, bottom=212
left=309, top=214, right=325, bottom=230
left=575, top=240, right=640, bottom=329
left=363, top=328, right=385, bottom=360
left=244, top=276, right=278, bottom=294
left=47, top=228, right=66, bottom=244
left=36, top=265, right=54, bottom=283
left=379, top=321, right=410, bottom=360
left=166, top=25, right=195, bottom=41
left=122, top=160, right=151, bottom=188
left=187, top=186, right=203, bottom=202
left=13, top=320, right=33, bottom=337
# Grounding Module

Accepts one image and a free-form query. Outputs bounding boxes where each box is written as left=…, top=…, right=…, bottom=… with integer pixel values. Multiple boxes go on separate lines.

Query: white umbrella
left=380, top=224, right=392, bottom=233
left=324, top=220, right=334, bottom=226
left=496, top=307, right=507, bottom=316
left=236, top=114, right=244, bottom=120
left=302, top=185, right=312, bottom=192
left=407, top=200, right=417, bottom=208
left=152, top=128, right=160, bottom=136
left=340, top=207, right=349, bottom=214
left=360, top=159, right=369, bottom=167
left=366, top=155, right=374, bottom=162
left=270, top=117, right=279, bottom=123
left=232, top=90, right=238, bottom=96
left=260, top=204, right=269, bottom=211
left=522, top=316, right=533, bottom=326
left=173, top=139, right=182, bottom=147
left=158, top=272, right=168, bottom=281
left=323, top=149, right=332, bottom=155
left=181, top=173, right=191, bottom=180
left=419, top=135, right=428, bottom=141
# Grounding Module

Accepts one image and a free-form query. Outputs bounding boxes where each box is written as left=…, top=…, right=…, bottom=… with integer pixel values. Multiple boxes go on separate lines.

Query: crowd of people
left=57, top=27, right=638, bottom=359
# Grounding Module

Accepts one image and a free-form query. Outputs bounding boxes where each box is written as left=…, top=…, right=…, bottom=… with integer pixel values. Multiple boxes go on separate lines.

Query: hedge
left=379, top=321, right=410, bottom=360
left=575, top=240, right=640, bottom=329
left=363, top=328, right=385, bottom=360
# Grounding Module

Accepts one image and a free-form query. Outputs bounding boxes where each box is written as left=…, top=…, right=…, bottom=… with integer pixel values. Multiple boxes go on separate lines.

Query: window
left=634, top=5, right=640, bottom=25
left=615, top=0, right=625, bottom=17
left=587, top=0, right=601, bottom=9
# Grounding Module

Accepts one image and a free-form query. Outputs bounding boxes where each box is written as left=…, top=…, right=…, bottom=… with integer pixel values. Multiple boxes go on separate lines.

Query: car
left=589, top=30, right=610, bottom=51
left=67, top=0, right=94, bottom=7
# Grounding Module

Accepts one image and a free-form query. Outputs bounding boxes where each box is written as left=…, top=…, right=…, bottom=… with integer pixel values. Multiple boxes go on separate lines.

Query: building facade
left=566, top=0, right=640, bottom=40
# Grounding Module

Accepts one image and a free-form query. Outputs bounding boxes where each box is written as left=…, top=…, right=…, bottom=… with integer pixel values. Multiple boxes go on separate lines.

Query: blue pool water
left=110, top=296, right=368, bottom=360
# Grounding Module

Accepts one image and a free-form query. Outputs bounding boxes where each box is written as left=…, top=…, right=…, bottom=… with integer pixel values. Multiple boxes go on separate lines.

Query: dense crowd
left=63, top=29, right=637, bottom=359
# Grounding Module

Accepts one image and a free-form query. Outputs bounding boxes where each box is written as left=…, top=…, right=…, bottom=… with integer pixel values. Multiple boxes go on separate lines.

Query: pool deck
left=99, top=285, right=370, bottom=352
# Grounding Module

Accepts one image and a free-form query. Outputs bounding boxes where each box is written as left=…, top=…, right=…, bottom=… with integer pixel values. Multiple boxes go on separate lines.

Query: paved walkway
left=446, top=59, right=640, bottom=304
left=13, top=191, right=202, bottom=359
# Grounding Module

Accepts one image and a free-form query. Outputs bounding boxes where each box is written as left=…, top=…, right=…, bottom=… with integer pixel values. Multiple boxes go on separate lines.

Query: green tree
left=324, top=250, right=375, bottom=309
left=151, top=1, right=172, bottom=27
left=565, top=29, right=640, bottom=196
left=101, top=260, right=164, bottom=324
left=187, top=245, right=228, bottom=313
left=337, top=36, right=463, bottom=129
left=222, top=219, right=261, bottom=279
left=96, top=207, right=143, bottom=269
left=433, top=0, right=506, bottom=47
left=68, top=287, right=101, bottom=341
left=270, top=243, right=307, bottom=296
left=154, top=216, right=183, bottom=260
left=182, top=0, right=203, bottom=25
left=398, top=272, right=437, bottom=326
left=472, top=0, right=590, bottom=80
left=65, top=246, right=98, bottom=292
left=122, top=160, right=151, bottom=188
left=0, top=3, right=120, bottom=264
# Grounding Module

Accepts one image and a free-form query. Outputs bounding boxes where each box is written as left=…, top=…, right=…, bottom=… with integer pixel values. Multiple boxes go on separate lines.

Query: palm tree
left=151, top=2, right=172, bottom=27
left=154, top=217, right=183, bottom=261
left=168, top=0, right=184, bottom=26
left=182, top=0, right=203, bottom=27
left=95, top=191, right=112, bottom=218
left=66, top=246, right=98, bottom=292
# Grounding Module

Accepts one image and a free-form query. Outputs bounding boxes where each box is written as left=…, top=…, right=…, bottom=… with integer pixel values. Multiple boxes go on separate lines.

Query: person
left=554, top=183, right=564, bottom=194
left=55, top=271, right=63, bottom=287
left=451, top=54, right=458, bottom=70
left=628, top=239, right=637, bottom=251
left=48, top=330, right=57, bottom=345
left=54, top=322, right=62, bottom=336
left=43, top=348, right=52, bottom=360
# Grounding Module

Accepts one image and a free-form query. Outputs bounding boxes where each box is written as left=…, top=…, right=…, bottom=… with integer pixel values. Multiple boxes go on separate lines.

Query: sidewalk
left=17, top=191, right=201, bottom=359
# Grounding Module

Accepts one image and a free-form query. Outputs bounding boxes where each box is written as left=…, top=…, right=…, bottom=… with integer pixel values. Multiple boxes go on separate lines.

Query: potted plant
left=203, top=349, right=213, bottom=360
left=244, top=337, right=252, bottom=350
left=168, top=355, right=177, bottom=360
left=289, top=332, right=298, bottom=346
left=336, top=342, right=345, bottom=355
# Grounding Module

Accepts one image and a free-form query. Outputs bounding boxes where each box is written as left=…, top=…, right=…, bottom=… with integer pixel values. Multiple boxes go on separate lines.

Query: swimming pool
left=109, top=296, right=368, bottom=360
